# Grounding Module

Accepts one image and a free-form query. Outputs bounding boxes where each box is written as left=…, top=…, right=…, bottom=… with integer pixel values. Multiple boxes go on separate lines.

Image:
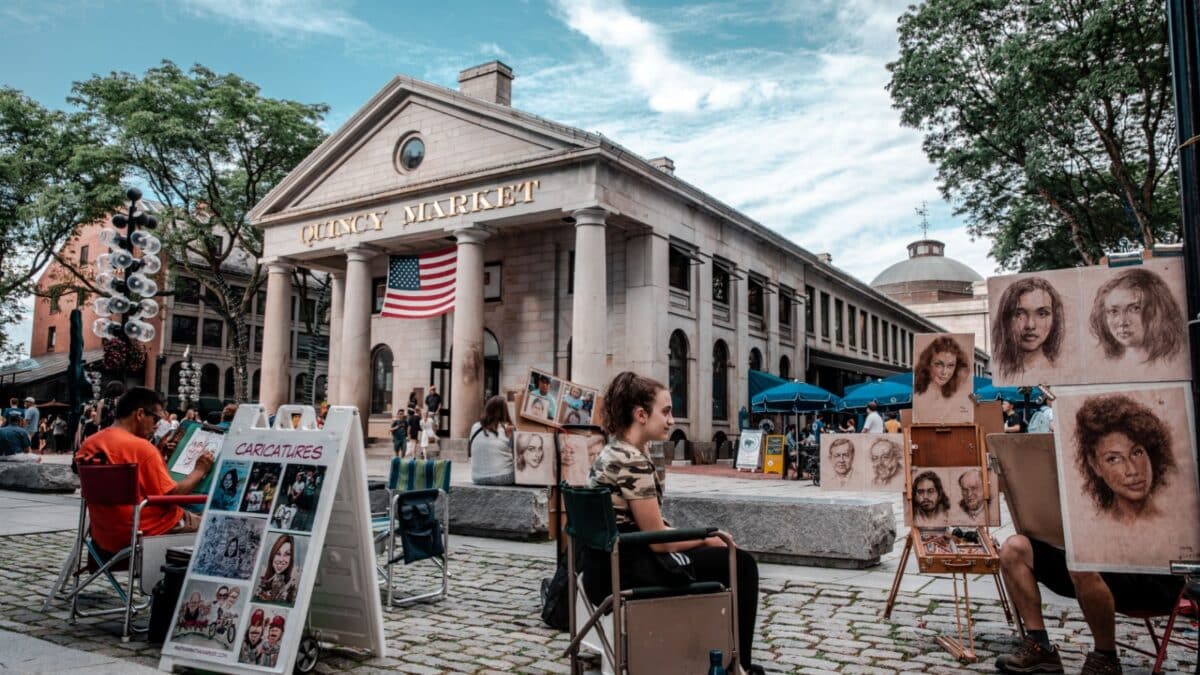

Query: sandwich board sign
left=159, top=405, right=385, bottom=673
left=735, top=430, right=763, bottom=471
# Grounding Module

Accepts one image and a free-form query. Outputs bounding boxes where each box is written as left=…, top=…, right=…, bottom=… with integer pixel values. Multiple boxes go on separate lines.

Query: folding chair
left=373, top=458, right=451, bottom=608
left=1117, top=588, right=1198, bottom=674
left=560, top=483, right=738, bottom=675
left=65, top=463, right=206, bottom=641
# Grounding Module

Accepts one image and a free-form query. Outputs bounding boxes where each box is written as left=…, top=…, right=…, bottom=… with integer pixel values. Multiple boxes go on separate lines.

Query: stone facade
left=252, top=61, right=955, bottom=441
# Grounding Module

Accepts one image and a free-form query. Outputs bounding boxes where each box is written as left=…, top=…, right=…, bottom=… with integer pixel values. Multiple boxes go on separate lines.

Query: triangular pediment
left=252, top=77, right=592, bottom=220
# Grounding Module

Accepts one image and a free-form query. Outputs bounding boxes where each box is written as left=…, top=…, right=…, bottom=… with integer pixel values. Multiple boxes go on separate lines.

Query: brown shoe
left=995, top=636, right=1064, bottom=673
left=1079, top=651, right=1122, bottom=675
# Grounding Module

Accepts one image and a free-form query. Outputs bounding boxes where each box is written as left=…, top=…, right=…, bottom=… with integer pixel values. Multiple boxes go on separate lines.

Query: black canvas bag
left=392, top=489, right=444, bottom=565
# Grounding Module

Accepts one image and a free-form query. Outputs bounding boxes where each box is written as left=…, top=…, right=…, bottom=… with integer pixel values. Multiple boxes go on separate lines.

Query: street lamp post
left=91, top=188, right=162, bottom=351
left=177, top=346, right=201, bottom=415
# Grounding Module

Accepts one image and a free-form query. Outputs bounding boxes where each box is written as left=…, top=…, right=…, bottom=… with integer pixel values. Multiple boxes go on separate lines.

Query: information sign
left=159, top=405, right=384, bottom=674
left=735, top=430, right=763, bottom=471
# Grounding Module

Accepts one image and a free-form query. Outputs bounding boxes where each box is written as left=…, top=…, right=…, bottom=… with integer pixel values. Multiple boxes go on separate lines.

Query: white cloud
left=179, top=0, right=384, bottom=43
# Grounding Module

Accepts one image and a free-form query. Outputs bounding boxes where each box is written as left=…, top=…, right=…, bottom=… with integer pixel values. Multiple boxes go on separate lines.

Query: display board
left=735, top=431, right=763, bottom=471
left=159, top=405, right=385, bottom=674
left=763, top=435, right=785, bottom=475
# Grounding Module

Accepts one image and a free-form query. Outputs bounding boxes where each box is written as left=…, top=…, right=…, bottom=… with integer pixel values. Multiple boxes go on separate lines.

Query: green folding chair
left=560, top=483, right=738, bottom=674
left=373, top=458, right=451, bottom=608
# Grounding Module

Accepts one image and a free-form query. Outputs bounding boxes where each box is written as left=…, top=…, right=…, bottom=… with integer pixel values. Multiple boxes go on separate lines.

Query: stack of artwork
left=511, top=368, right=607, bottom=487
left=168, top=457, right=328, bottom=667
left=518, top=368, right=600, bottom=427
left=986, top=258, right=1200, bottom=573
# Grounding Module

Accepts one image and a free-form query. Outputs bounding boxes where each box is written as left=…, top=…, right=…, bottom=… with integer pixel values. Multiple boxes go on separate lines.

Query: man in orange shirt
left=75, top=387, right=215, bottom=553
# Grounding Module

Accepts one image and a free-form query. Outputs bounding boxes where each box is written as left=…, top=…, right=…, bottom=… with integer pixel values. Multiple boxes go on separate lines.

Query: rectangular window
left=908, top=333, right=914, bottom=364
left=778, top=289, right=792, bottom=327
left=202, top=318, right=223, bottom=348
left=848, top=305, right=857, bottom=347
left=834, top=299, right=844, bottom=345
left=747, top=278, right=764, bottom=318
left=203, top=285, right=220, bottom=309
left=882, top=320, right=890, bottom=358
left=172, top=315, right=198, bottom=346
left=567, top=251, right=575, bottom=295
left=871, top=316, right=879, bottom=356
left=255, top=290, right=266, bottom=315
left=373, top=277, right=386, bottom=314
left=49, top=294, right=60, bottom=314
left=668, top=246, right=691, bottom=291
left=174, top=276, right=200, bottom=305
left=230, top=285, right=246, bottom=312
left=47, top=326, right=56, bottom=351
left=805, top=285, right=815, bottom=334
left=712, top=264, right=730, bottom=305
left=302, top=298, right=317, bottom=324
left=296, top=332, right=311, bottom=360
left=253, top=326, right=263, bottom=353
left=891, top=325, right=899, bottom=362
left=860, top=310, right=868, bottom=349
left=820, top=292, right=830, bottom=339
left=79, top=245, right=89, bottom=265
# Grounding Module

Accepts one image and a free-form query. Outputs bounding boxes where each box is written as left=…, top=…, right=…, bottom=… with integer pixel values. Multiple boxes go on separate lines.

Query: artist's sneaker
left=995, top=636, right=1064, bottom=673
left=1079, top=651, right=1122, bottom=675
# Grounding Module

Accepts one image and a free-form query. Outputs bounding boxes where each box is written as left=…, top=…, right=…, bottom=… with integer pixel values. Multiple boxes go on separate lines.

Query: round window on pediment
left=394, top=134, right=425, bottom=173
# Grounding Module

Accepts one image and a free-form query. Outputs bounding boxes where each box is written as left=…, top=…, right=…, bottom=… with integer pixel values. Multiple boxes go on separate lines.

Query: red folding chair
left=66, top=463, right=206, bottom=641
left=1118, top=589, right=1198, bottom=674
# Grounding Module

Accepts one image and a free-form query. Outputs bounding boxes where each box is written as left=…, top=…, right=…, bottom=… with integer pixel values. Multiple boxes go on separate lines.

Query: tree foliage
left=888, top=0, right=1178, bottom=271
left=0, top=88, right=123, bottom=361
left=70, top=62, right=328, bottom=399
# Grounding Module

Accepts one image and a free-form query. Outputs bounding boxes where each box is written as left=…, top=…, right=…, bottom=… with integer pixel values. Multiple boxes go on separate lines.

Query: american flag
left=381, top=247, right=457, bottom=319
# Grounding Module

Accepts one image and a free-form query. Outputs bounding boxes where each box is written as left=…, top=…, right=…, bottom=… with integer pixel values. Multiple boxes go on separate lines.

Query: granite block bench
left=368, top=479, right=551, bottom=541
left=663, top=493, right=895, bottom=569
left=0, top=459, right=79, bottom=493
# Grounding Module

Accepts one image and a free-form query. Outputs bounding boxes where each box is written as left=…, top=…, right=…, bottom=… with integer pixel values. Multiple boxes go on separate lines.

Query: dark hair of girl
left=601, top=371, right=666, bottom=437
left=478, top=395, right=511, bottom=435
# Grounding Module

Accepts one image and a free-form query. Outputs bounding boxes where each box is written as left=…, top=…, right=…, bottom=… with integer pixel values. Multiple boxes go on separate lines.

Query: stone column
left=767, top=281, right=781, bottom=377
left=327, top=271, right=345, bottom=404
left=258, top=260, right=294, bottom=413
left=571, top=207, right=609, bottom=389
left=340, top=247, right=374, bottom=435
left=450, top=226, right=490, bottom=439
left=623, top=230, right=668, bottom=383
left=733, top=263, right=750, bottom=421
left=696, top=253, right=714, bottom=439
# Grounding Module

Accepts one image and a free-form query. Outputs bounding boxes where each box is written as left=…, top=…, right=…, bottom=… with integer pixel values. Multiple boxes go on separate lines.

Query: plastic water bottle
left=707, top=649, right=726, bottom=675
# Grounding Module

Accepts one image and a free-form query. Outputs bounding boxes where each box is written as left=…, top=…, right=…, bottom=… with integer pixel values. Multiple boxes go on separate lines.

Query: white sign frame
left=736, top=431, right=763, bottom=471
left=159, top=405, right=385, bottom=674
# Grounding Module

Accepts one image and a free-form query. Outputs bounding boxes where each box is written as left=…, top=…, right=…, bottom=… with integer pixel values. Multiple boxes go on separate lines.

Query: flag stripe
left=380, top=247, right=458, bottom=319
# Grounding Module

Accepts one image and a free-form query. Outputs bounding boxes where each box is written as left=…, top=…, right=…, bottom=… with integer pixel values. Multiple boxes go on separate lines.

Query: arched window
left=779, top=355, right=791, bottom=380
left=252, top=369, right=261, bottom=401
left=314, top=375, right=327, bottom=403
left=200, top=364, right=219, bottom=398
left=484, top=329, right=501, bottom=401
left=668, top=330, right=689, bottom=416
left=712, top=340, right=729, bottom=421
left=748, top=347, right=763, bottom=372
left=294, top=373, right=308, bottom=404
left=370, top=345, right=394, bottom=415
left=224, top=367, right=235, bottom=400
left=168, top=362, right=183, bottom=393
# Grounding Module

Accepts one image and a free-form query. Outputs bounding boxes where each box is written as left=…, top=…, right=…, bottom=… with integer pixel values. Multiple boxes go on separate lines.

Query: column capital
left=571, top=206, right=609, bottom=227
left=452, top=225, right=493, bottom=246
left=263, top=258, right=294, bottom=275
left=329, top=269, right=346, bottom=280
left=341, top=245, right=377, bottom=264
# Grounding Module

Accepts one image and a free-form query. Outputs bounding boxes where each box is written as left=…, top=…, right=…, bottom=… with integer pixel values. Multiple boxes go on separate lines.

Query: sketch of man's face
left=537, top=378, right=551, bottom=395
left=1089, top=431, right=1153, bottom=506
left=869, top=441, right=899, bottom=483
left=1103, top=286, right=1145, bottom=349
left=931, top=351, right=957, bottom=388
left=958, top=471, right=984, bottom=513
left=522, top=436, right=545, bottom=469
left=914, top=478, right=941, bottom=515
left=1013, top=289, right=1055, bottom=354
left=829, top=440, right=854, bottom=477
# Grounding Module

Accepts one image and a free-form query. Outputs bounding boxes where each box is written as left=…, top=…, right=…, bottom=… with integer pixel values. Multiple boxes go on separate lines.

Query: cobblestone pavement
left=2, top=531, right=1194, bottom=674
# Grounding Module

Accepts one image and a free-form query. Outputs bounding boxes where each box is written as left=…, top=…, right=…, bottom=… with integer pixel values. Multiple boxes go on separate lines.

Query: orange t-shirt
left=76, top=426, right=181, bottom=552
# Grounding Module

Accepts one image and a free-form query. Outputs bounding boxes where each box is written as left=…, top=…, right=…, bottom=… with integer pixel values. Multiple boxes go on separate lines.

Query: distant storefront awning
left=0, top=349, right=103, bottom=386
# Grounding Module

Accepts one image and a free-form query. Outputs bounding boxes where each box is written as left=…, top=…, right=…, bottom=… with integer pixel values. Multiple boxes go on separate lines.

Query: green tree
left=0, top=87, right=123, bottom=361
left=71, top=62, right=328, bottom=399
left=888, top=0, right=1178, bottom=270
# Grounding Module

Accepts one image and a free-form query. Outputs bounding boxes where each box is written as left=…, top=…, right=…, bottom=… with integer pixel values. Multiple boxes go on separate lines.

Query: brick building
left=250, top=61, right=982, bottom=443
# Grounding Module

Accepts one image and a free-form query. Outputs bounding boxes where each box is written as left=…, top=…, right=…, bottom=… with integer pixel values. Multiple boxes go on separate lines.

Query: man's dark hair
left=867, top=401, right=878, bottom=412
left=103, top=381, right=127, bottom=400
left=537, top=374, right=551, bottom=386
left=114, top=387, right=163, bottom=419
left=1074, top=394, right=1175, bottom=510
left=912, top=470, right=950, bottom=514
left=992, top=276, right=1065, bottom=379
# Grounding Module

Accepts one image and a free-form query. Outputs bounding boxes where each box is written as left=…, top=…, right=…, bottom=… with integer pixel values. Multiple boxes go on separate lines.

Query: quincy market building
left=251, top=62, right=964, bottom=442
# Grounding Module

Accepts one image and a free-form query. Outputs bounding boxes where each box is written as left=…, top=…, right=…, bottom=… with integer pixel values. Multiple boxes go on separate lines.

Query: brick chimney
left=458, top=61, right=514, bottom=106
left=649, top=157, right=675, bottom=175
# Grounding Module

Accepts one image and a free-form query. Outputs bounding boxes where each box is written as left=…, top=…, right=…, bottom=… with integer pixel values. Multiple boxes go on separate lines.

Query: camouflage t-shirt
left=587, top=439, right=662, bottom=527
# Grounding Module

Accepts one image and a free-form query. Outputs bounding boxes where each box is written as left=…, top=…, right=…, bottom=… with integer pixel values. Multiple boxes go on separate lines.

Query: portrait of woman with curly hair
left=912, top=333, right=974, bottom=424
left=1056, top=383, right=1200, bottom=573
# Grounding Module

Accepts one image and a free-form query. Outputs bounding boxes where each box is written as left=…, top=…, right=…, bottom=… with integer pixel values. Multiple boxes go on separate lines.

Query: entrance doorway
left=429, top=360, right=450, bottom=436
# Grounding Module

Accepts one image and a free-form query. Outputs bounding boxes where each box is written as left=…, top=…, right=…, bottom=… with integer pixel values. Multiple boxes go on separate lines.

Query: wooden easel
left=882, top=422, right=1015, bottom=663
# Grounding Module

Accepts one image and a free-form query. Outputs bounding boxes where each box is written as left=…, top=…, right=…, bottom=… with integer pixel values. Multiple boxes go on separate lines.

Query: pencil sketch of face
left=1074, top=394, right=1175, bottom=523
left=829, top=438, right=854, bottom=478
left=914, top=335, right=969, bottom=398
left=869, top=438, right=902, bottom=486
left=912, top=470, right=950, bottom=521
left=992, top=276, right=1065, bottom=380
left=1089, top=269, right=1185, bottom=365
left=518, top=434, right=545, bottom=470
left=957, top=468, right=985, bottom=517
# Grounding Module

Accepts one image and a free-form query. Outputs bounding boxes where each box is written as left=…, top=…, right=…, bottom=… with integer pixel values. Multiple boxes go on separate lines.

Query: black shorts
left=1029, top=537, right=1183, bottom=614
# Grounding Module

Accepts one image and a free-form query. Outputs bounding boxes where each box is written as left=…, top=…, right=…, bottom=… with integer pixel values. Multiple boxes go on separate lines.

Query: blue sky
left=2, top=0, right=997, bottom=356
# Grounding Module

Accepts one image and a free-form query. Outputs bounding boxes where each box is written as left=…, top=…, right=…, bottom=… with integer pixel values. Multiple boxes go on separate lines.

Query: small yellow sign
left=763, top=434, right=786, bottom=475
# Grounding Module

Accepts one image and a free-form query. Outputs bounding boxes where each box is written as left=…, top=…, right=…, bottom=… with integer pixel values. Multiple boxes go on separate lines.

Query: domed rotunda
left=870, top=239, right=982, bottom=303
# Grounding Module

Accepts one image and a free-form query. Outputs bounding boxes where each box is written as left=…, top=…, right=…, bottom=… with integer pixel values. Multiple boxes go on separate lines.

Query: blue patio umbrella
left=837, top=379, right=912, bottom=412
left=751, top=381, right=841, bottom=413
left=975, top=384, right=1045, bottom=406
